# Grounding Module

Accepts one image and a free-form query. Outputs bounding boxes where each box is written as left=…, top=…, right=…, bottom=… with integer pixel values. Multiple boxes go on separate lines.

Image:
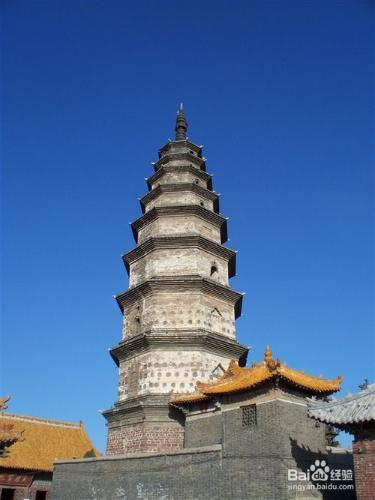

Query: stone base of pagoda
left=103, top=395, right=185, bottom=455
left=106, top=421, right=184, bottom=455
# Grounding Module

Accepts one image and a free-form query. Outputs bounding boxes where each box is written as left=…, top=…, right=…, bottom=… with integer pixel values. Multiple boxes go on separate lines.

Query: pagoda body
left=104, top=107, right=248, bottom=455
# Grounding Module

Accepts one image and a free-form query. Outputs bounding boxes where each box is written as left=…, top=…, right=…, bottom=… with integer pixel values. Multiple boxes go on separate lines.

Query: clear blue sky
left=1, top=1, right=374, bottom=452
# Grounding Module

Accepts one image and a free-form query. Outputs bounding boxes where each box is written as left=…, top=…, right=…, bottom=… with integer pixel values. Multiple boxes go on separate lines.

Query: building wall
left=149, top=171, right=208, bottom=190
left=54, top=390, right=352, bottom=499
left=0, top=471, right=51, bottom=500
left=137, top=215, right=221, bottom=244
left=184, top=412, right=222, bottom=448
left=145, top=191, right=214, bottom=213
left=128, top=247, right=229, bottom=287
left=51, top=448, right=224, bottom=500
left=117, top=350, right=232, bottom=401
left=352, top=429, right=375, bottom=500
left=51, top=443, right=354, bottom=500
left=106, top=421, right=184, bottom=456
left=122, top=292, right=236, bottom=341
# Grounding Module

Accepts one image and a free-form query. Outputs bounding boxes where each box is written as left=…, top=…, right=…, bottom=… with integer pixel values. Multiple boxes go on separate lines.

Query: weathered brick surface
left=51, top=398, right=355, bottom=499
left=184, top=413, right=222, bottom=448
left=117, top=350, right=232, bottom=401
left=129, top=247, right=229, bottom=287
left=51, top=449, right=224, bottom=500
left=51, top=449, right=354, bottom=500
left=0, top=472, right=51, bottom=500
left=137, top=214, right=221, bottom=244
left=105, top=134, right=247, bottom=454
left=145, top=190, right=214, bottom=213
left=352, top=433, right=375, bottom=500
left=106, top=421, right=184, bottom=455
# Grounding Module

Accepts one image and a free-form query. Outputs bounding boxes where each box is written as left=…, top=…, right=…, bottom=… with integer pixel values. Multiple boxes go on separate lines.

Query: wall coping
left=326, top=446, right=353, bottom=455
left=53, top=444, right=222, bottom=466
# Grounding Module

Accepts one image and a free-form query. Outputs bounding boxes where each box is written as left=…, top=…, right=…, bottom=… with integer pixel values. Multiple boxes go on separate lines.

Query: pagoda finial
left=175, top=103, right=188, bottom=140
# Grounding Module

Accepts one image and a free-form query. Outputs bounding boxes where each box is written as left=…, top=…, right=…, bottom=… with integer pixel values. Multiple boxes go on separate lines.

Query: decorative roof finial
left=264, top=345, right=278, bottom=371
left=0, top=396, right=10, bottom=411
left=175, top=103, right=188, bottom=140
left=264, top=345, right=273, bottom=363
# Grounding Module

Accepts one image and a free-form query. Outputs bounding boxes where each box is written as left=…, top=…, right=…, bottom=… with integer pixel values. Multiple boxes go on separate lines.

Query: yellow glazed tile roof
left=171, top=346, right=342, bottom=405
left=171, top=392, right=210, bottom=405
left=0, top=413, right=100, bottom=472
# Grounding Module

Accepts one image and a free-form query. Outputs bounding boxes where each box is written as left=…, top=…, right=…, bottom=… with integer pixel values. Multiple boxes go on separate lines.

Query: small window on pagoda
left=211, top=307, right=222, bottom=317
left=35, top=492, right=47, bottom=500
left=212, top=363, right=225, bottom=378
left=200, top=201, right=204, bottom=207
left=195, top=179, right=199, bottom=185
left=242, top=404, right=257, bottom=427
left=210, top=264, right=219, bottom=280
left=133, top=305, right=141, bottom=333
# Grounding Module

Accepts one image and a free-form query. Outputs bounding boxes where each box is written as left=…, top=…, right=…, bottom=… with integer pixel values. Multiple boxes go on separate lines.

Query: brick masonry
left=51, top=393, right=355, bottom=499
left=104, top=123, right=248, bottom=454
left=352, top=430, right=375, bottom=500
left=0, top=471, right=51, bottom=500
left=106, top=421, right=184, bottom=455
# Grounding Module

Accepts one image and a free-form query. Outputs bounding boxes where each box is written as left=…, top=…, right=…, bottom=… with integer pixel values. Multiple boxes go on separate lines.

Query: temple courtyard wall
left=50, top=400, right=355, bottom=500
left=50, top=445, right=354, bottom=500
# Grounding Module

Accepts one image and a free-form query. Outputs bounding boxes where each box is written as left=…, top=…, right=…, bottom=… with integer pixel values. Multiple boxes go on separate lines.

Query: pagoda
left=104, top=106, right=249, bottom=455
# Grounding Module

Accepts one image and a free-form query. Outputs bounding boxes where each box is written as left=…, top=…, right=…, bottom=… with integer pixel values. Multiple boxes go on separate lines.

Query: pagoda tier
left=131, top=205, right=228, bottom=244
left=146, top=164, right=213, bottom=191
left=104, top=105, right=249, bottom=455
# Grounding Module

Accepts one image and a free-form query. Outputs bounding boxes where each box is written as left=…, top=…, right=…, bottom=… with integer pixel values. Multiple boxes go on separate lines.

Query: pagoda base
left=103, top=394, right=185, bottom=455
left=106, top=421, right=184, bottom=455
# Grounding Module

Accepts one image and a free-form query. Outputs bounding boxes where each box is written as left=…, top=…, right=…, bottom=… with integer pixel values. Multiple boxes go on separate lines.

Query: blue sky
left=1, top=1, right=374, bottom=451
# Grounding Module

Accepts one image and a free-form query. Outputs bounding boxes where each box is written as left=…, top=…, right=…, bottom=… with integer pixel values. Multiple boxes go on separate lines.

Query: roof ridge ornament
left=0, top=395, right=11, bottom=411
left=264, top=345, right=280, bottom=371
left=175, top=103, right=188, bottom=140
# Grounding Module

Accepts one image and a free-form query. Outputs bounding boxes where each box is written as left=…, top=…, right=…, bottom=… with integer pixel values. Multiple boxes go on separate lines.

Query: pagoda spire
left=175, top=103, right=188, bottom=140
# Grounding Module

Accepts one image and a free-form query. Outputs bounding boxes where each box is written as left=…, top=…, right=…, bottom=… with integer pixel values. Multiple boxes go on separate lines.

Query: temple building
left=51, top=108, right=356, bottom=499
left=0, top=399, right=99, bottom=500
left=104, top=104, right=248, bottom=455
left=308, top=383, right=375, bottom=500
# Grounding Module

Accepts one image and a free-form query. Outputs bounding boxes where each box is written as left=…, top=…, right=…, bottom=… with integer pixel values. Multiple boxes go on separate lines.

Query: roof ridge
left=307, top=385, right=375, bottom=409
left=0, top=412, right=83, bottom=429
left=281, top=364, right=341, bottom=382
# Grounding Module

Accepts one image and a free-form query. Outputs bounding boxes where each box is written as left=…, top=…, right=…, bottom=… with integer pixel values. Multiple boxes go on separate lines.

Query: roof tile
left=0, top=413, right=100, bottom=472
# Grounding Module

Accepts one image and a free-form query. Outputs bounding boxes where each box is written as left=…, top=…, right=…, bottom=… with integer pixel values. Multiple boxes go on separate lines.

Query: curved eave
left=308, top=415, right=374, bottom=431
left=131, top=206, right=228, bottom=244
left=122, top=236, right=236, bottom=278
left=170, top=393, right=210, bottom=405
left=158, top=140, right=202, bottom=158
left=110, top=330, right=249, bottom=367
left=198, top=373, right=341, bottom=397
left=154, top=153, right=206, bottom=172
left=139, top=183, right=220, bottom=214
left=115, top=277, right=243, bottom=318
left=0, top=463, right=52, bottom=473
left=307, top=386, right=375, bottom=427
left=146, top=166, right=213, bottom=191
left=196, top=362, right=342, bottom=397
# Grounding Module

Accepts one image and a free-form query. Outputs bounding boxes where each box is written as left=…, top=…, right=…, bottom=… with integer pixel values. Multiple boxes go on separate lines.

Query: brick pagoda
left=104, top=105, right=249, bottom=455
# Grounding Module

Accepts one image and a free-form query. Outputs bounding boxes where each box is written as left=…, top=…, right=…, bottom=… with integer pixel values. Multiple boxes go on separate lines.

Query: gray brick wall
left=184, top=414, right=222, bottom=448
left=51, top=399, right=355, bottom=500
